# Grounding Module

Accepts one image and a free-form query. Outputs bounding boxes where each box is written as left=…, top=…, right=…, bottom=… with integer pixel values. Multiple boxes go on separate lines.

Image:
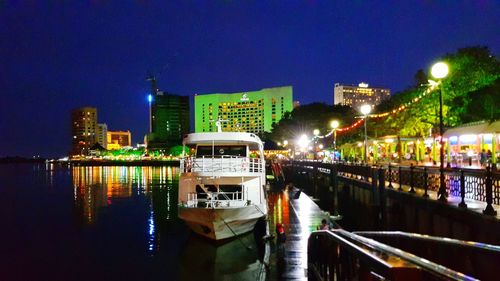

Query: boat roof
left=183, top=132, right=264, bottom=149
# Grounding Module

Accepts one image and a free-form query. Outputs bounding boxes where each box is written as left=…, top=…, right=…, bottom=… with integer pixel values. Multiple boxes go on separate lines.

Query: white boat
left=178, top=131, right=268, bottom=240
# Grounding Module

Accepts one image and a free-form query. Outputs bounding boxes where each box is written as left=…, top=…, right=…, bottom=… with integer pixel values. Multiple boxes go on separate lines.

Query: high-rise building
left=71, top=107, right=97, bottom=156
left=107, top=130, right=131, bottom=150
left=194, top=86, right=293, bottom=134
left=96, top=123, right=108, bottom=149
left=148, top=91, right=190, bottom=149
left=334, top=82, right=390, bottom=109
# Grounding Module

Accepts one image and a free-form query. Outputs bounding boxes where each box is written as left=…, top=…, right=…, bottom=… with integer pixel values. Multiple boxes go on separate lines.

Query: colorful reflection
left=71, top=165, right=179, bottom=254
left=267, top=191, right=290, bottom=236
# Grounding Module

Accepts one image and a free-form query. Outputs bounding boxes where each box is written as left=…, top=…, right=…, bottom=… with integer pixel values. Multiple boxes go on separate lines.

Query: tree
left=376, top=46, right=499, bottom=136
left=268, top=103, right=359, bottom=148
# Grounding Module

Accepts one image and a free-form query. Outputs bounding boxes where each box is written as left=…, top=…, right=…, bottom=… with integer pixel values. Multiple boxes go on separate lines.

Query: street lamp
left=330, top=120, right=339, bottom=161
left=431, top=61, right=449, bottom=202
left=313, top=129, right=320, bottom=160
left=297, top=134, right=310, bottom=159
left=360, top=104, right=372, bottom=163
left=148, top=94, right=153, bottom=133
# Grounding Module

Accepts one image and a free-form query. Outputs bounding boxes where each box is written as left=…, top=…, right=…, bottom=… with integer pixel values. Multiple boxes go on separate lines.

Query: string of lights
left=313, top=83, right=439, bottom=138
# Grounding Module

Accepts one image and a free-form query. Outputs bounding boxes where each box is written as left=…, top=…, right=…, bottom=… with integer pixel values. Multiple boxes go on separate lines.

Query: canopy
left=444, top=120, right=500, bottom=138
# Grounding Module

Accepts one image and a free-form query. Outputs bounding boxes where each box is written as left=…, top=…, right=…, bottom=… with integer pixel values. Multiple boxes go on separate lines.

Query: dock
left=267, top=185, right=329, bottom=280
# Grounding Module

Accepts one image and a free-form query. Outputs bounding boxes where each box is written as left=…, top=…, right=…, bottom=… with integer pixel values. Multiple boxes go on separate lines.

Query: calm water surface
left=0, top=164, right=267, bottom=281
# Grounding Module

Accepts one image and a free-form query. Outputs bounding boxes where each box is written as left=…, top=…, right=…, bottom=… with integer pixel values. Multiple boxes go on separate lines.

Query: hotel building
left=194, top=86, right=293, bottom=134
left=71, top=107, right=98, bottom=156
left=334, top=82, right=390, bottom=109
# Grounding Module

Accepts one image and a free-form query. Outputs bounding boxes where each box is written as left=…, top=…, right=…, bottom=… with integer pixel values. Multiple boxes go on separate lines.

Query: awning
left=444, top=120, right=500, bottom=138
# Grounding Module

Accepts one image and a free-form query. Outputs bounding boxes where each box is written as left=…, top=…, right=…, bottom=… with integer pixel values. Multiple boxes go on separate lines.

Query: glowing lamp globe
left=360, top=104, right=372, bottom=116
left=313, top=129, right=320, bottom=136
left=431, top=62, right=449, bottom=79
left=330, top=120, right=339, bottom=129
left=297, top=134, right=309, bottom=149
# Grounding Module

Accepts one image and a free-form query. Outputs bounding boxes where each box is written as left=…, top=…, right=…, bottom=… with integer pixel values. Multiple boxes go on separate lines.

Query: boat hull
left=179, top=204, right=267, bottom=240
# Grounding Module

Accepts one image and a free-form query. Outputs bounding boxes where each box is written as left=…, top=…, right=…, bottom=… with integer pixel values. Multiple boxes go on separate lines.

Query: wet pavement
left=267, top=185, right=328, bottom=280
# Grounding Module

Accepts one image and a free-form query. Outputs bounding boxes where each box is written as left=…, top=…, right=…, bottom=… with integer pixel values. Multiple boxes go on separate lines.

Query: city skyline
left=1, top=2, right=499, bottom=157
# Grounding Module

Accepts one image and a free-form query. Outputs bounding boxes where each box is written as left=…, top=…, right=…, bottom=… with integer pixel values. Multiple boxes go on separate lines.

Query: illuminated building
left=444, top=120, right=500, bottom=165
left=107, top=130, right=132, bottom=150
left=148, top=91, right=190, bottom=149
left=334, top=82, right=390, bottom=109
left=71, top=107, right=97, bottom=156
left=194, top=86, right=293, bottom=134
left=96, top=123, right=108, bottom=149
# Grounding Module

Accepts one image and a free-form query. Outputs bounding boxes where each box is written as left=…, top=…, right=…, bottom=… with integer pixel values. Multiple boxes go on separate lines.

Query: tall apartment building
left=194, top=86, right=293, bottom=134
left=96, top=123, right=108, bottom=149
left=148, top=91, right=190, bottom=149
left=71, top=107, right=98, bottom=156
left=334, top=82, right=390, bottom=109
left=107, top=130, right=131, bottom=150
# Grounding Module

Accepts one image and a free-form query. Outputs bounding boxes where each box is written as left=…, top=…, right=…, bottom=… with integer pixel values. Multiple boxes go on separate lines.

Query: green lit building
left=148, top=91, right=190, bottom=149
left=194, top=86, right=293, bottom=134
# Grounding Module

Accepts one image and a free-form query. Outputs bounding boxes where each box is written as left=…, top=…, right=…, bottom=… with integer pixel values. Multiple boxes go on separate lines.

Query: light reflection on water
left=71, top=166, right=180, bottom=255
left=1, top=164, right=269, bottom=281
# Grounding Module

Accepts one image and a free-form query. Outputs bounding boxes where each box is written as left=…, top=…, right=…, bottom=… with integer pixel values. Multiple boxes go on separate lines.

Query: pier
left=268, top=160, right=500, bottom=280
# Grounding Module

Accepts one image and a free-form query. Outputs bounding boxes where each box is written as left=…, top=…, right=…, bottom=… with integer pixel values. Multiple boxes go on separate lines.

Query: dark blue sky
left=1, top=1, right=499, bottom=157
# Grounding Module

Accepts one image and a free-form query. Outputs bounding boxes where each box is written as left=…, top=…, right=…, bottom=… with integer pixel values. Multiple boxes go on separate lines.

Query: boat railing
left=181, top=155, right=264, bottom=174
left=308, top=229, right=479, bottom=281
left=186, top=191, right=245, bottom=208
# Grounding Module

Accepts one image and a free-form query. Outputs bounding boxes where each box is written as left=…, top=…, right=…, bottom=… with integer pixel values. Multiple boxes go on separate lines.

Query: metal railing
left=186, top=191, right=244, bottom=208
left=287, top=161, right=499, bottom=215
left=354, top=231, right=500, bottom=281
left=308, top=229, right=479, bottom=281
left=180, top=155, right=264, bottom=174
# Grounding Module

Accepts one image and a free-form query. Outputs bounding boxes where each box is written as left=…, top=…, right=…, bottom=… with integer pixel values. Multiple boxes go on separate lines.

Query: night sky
left=1, top=1, right=499, bottom=158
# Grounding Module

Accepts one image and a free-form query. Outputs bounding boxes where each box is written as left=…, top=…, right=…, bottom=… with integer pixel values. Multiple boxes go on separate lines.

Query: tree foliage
left=374, top=46, right=499, bottom=137
left=267, top=103, right=361, bottom=147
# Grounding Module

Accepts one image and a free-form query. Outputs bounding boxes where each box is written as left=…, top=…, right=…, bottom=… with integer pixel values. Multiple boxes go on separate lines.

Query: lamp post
left=360, top=104, right=372, bottom=163
left=297, top=134, right=310, bottom=160
left=431, top=62, right=449, bottom=202
left=148, top=94, right=153, bottom=133
left=330, top=120, right=339, bottom=161
left=313, top=129, right=320, bottom=160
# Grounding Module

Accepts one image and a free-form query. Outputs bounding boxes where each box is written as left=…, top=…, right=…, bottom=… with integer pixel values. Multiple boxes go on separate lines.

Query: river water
left=0, top=164, right=268, bottom=281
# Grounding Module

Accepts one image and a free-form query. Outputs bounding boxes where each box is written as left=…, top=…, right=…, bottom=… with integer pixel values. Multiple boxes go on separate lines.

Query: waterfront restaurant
left=443, top=120, right=500, bottom=166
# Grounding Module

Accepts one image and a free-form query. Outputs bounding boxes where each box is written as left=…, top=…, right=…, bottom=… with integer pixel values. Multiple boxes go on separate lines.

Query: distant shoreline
left=0, top=157, right=46, bottom=164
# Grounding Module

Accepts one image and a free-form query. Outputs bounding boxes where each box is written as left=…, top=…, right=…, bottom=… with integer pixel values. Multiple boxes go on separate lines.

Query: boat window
left=196, top=145, right=247, bottom=157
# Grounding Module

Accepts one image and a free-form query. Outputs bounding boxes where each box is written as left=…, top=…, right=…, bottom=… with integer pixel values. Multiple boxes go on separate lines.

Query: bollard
left=458, top=169, right=467, bottom=208
left=423, top=167, right=429, bottom=198
left=483, top=166, right=497, bottom=216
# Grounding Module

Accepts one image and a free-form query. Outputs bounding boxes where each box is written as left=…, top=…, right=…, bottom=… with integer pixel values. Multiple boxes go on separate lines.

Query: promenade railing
left=286, top=160, right=498, bottom=216
left=308, top=229, right=479, bottom=280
